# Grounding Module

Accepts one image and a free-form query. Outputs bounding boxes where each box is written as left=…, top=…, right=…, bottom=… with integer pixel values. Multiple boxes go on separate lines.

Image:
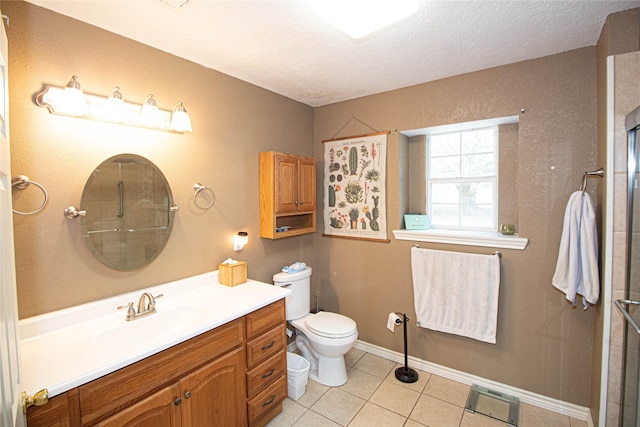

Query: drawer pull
left=262, top=340, right=276, bottom=350
left=261, top=368, right=276, bottom=379
left=174, top=397, right=181, bottom=406
left=261, top=395, right=276, bottom=407
left=184, top=391, right=191, bottom=399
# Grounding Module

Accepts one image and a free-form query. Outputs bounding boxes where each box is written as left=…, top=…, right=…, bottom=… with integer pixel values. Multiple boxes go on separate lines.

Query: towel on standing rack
left=411, top=247, right=501, bottom=344
left=552, top=191, right=600, bottom=309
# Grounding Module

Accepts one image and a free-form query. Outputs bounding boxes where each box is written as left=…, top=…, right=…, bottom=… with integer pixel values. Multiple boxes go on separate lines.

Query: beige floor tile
left=345, top=347, right=366, bottom=369
left=369, top=379, right=421, bottom=417
left=385, top=363, right=430, bottom=393
left=267, top=398, right=307, bottom=427
left=460, top=410, right=508, bottom=427
left=410, top=394, right=464, bottom=427
left=296, top=379, right=330, bottom=408
left=519, top=403, right=570, bottom=427
left=423, top=374, right=471, bottom=407
left=293, top=410, right=341, bottom=427
left=339, top=367, right=384, bottom=400
left=347, top=402, right=406, bottom=427
left=569, top=418, right=588, bottom=427
left=311, top=388, right=366, bottom=426
left=403, top=420, right=427, bottom=427
left=353, top=353, right=396, bottom=378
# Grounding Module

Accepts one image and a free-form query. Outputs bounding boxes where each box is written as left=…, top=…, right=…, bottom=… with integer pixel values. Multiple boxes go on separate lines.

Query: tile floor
left=267, top=348, right=590, bottom=427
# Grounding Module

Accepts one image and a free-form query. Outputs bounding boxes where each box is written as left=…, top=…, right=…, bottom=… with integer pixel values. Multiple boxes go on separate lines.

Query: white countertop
left=19, top=271, right=290, bottom=397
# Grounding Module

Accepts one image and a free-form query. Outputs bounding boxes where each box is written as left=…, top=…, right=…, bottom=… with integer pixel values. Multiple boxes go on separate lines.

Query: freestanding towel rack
left=394, top=312, right=419, bottom=383
left=580, top=168, right=604, bottom=192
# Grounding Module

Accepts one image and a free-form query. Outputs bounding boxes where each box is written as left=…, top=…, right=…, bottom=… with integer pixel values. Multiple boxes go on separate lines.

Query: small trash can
left=287, top=352, right=310, bottom=400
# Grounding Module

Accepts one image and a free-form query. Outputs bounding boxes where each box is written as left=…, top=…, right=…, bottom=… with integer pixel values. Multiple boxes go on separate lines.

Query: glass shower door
left=616, top=105, right=640, bottom=427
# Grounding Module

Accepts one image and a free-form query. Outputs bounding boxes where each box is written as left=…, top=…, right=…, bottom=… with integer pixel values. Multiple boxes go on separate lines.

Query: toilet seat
left=305, top=312, right=357, bottom=338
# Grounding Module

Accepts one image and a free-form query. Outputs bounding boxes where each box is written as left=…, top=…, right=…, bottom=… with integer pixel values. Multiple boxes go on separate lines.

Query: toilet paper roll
left=387, top=312, right=402, bottom=332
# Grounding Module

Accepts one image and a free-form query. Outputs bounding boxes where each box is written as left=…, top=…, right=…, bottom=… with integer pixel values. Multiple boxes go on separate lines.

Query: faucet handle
left=150, top=293, right=164, bottom=308
left=117, top=302, right=136, bottom=321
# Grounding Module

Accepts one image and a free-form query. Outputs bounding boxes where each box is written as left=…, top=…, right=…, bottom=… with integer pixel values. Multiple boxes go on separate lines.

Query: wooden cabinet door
left=95, top=384, right=180, bottom=427
left=298, top=157, right=316, bottom=212
left=274, top=154, right=298, bottom=214
left=180, top=347, right=247, bottom=427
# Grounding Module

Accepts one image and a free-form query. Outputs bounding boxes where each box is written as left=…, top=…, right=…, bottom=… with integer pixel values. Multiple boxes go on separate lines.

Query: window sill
left=392, top=229, right=528, bottom=250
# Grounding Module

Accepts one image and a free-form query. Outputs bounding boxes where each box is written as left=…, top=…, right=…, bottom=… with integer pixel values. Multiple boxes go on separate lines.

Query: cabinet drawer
left=246, top=326, right=286, bottom=369
left=245, top=300, right=285, bottom=340
left=79, top=318, right=243, bottom=426
left=247, top=350, right=286, bottom=399
left=247, top=375, right=287, bottom=426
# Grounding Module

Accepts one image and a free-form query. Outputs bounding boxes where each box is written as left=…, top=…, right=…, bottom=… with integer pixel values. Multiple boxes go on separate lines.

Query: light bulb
left=139, top=94, right=160, bottom=127
left=170, top=101, right=192, bottom=132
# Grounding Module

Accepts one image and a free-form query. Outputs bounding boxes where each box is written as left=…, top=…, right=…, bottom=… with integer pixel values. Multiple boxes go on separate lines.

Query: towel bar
left=413, top=244, right=501, bottom=258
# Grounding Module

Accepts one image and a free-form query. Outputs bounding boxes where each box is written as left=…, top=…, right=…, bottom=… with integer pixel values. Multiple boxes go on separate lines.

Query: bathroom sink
left=96, top=307, right=204, bottom=349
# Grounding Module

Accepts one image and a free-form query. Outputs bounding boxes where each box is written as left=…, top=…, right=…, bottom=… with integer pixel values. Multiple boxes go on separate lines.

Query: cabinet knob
left=184, top=391, right=191, bottom=399
left=174, top=397, right=182, bottom=406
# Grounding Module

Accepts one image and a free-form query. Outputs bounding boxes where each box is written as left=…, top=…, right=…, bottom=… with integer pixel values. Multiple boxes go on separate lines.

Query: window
left=427, top=126, right=497, bottom=231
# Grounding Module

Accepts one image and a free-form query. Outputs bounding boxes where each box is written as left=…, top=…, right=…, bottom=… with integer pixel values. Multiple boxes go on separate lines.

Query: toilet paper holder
left=394, top=312, right=419, bottom=384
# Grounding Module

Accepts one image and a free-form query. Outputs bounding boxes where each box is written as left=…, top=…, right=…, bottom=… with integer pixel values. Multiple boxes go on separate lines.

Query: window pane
left=458, top=182, right=493, bottom=205
left=431, top=204, right=459, bottom=226
left=430, top=133, right=459, bottom=157
left=426, top=124, right=498, bottom=231
left=461, top=203, right=493, bottom=228
left=461, top=153, right=495, bottom=176
left=430, top=156, right=459, bottom=178
left=431, top=183, right=459, bottom=203
left=461, top=129, right=494, bottom=154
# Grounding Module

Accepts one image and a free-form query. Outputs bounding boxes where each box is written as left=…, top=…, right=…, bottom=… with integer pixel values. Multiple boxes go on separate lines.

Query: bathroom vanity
left=21, top=272, right=289, bottom=427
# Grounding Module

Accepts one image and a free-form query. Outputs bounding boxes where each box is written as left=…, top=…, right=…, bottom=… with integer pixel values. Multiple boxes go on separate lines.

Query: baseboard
left=353, top=340, right=594, bottom=427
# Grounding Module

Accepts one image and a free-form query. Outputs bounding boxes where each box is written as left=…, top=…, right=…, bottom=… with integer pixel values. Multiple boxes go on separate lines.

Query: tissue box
left=404, top=214, right=430, bottom=230
left=218, top=261, right=247, bottom=286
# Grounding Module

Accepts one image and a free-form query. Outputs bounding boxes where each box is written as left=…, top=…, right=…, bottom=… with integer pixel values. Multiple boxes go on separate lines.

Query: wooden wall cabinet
left=259, top=151, right=316, bottom=239
left=27, top=300, right=287, bottom=427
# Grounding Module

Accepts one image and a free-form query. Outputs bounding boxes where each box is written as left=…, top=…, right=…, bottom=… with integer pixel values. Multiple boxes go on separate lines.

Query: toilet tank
left=273, top=267, right=311, bottom=321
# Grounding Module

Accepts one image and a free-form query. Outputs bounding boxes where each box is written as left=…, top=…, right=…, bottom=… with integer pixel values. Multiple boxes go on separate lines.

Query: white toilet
left=273, top=267, right=358, bottom=387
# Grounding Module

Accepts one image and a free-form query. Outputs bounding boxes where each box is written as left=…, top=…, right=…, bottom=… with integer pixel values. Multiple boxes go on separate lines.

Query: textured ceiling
left=25, top=0, right=639, bottom=107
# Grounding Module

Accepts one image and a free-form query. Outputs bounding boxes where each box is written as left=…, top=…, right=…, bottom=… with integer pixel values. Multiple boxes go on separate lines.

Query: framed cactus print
left=323, top=131, right=389, bottom=242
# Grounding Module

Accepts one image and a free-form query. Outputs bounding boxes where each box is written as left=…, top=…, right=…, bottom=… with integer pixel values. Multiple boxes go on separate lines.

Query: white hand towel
left=552, top=191, right=600, bottom=309
left=411, top=247, right=501, bottom=344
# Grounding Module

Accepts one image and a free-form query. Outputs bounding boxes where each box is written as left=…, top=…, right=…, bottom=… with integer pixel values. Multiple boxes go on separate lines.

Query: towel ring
left=11, top=175, right=48, bottom=216
left=193, top=183, right=215, bottom=210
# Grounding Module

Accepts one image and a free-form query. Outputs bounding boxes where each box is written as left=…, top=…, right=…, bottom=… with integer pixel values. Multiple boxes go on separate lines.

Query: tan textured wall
left=314, top=49, right=598, bottom=405
left=5, top=1, right=315, bottom=318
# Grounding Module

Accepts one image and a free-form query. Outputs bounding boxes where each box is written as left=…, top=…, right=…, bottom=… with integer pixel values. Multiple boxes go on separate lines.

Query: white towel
left=411, top=247, right=501, bottom=344
left=552, top=191, right=600, bottom=309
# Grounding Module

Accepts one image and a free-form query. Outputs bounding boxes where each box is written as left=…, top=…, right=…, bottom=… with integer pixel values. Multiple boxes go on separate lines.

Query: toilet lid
left=306, top=312, right=357, bottom=338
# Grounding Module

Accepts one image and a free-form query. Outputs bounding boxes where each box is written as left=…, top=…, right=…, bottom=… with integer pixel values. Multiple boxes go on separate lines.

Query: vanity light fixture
left=170, top=102, right=193, bottom=133
left=233, top=231, right=249, bottom=252
left=312, top=0, right=419, bottom=39
left=35, top=75, right=193, bottom=133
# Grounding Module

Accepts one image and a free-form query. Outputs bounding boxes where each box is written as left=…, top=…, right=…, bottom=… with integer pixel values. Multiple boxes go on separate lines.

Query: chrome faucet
left=117, top=292, right=164, bottom=321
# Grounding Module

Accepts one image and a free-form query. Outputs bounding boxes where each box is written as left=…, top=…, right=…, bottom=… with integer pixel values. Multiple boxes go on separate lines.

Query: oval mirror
left=80, top=154, right=177, bottom=271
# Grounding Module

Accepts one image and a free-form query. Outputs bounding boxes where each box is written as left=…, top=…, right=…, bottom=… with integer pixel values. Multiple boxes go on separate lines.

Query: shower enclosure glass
left=616, top=105, right=640, bottom=427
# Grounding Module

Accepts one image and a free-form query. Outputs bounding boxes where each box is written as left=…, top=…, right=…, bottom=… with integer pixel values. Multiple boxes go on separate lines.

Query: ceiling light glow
left=312, top=0, right=419, bottom=39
